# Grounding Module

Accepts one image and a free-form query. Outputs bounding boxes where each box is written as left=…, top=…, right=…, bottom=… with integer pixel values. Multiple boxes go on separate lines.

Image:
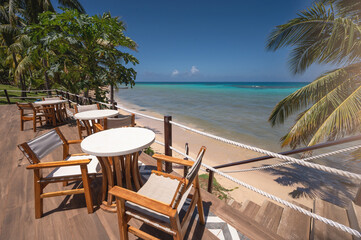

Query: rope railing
left=223, top=144, right=361, bottom=173
left=116, top=105, right=164, bottom=122
left=169, top=120, right=361, bottom=181
left=169, top=145, right=361, bottom=238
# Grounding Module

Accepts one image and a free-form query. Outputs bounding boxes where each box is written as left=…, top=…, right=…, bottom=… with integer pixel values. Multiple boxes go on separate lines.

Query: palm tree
left=0, top=0, right=84, bottom=95
left=266, top=1, right=361, bottom=149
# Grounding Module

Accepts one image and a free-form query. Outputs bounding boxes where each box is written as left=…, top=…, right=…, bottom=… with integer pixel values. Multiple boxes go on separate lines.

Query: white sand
left=115, top=97, right=314, bottom=208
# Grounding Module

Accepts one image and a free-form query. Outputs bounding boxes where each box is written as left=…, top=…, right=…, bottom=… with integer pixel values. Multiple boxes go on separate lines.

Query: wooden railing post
left=183, top=143, right=189, bottom=177
left=66, top=92, right=71, bottom=108
left=208, top=170, right=214, bottom=193
left=164, top=116, right=173, bottom=173
left=88, top=97, right=92, bottom=104
left=4, top=90, right=10, bottom=104
left=112, top=101, right=117, bottom=110
left=75, top=95, right=79, bottom=105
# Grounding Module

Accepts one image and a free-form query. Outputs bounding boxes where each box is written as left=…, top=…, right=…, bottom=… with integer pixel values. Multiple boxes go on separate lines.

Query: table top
left=81, top=127, right=155, bottom=156
left=34, top=99, right=68, bottom=105
left=74, top=109, right=119, bottom=120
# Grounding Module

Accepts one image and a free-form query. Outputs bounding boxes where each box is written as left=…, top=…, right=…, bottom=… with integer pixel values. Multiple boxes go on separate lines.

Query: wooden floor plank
left=255, top=200, right=284, bottom=232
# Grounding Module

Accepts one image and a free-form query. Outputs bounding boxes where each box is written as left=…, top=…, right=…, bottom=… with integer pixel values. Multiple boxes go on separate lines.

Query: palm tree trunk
left=42, top=59, right=51, bottom=96
left=12, top=52, right=27, bottom=98
left=110, top=83, right=114, bottom=104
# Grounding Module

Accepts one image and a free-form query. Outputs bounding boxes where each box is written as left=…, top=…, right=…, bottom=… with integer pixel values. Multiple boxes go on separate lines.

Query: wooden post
left=208, top=170, right=214, bottom=193
left=66, top=92, right=71, bottom=108
left=4, top=90, right=10, bottom=104
left=112, top=101, right=117, bottom=110
left=183, top=143, right=189, bottom=177
left=88, top=97, right=92, bottom=104
left=55, top=90, right=59, bottom=96
left=354, top=184, right=361, bottom=206
left=164, top=116, right=173, bottom=173
left=75, top=95, right=79, bottom=105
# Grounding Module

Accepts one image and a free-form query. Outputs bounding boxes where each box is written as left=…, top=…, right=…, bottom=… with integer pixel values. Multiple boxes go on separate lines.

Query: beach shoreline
left=114, top=95, right=316, bottom=209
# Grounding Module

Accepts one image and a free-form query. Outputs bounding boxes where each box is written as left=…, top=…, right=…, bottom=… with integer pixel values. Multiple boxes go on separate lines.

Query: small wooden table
left=34, top=99, right=68, bottom=124
left=80, top=127, right=155, bottom=212
left=74, top=109, right=118, bottom=136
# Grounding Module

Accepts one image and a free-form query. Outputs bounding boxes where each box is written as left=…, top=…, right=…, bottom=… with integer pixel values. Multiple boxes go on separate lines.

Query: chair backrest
left=16, top=102, right=36, bottom=111
left=75, top=104, right=99, bottom=113
left=105, top=115, right=133, bottom=129
left=171, top=146, right=206, bottom=209
left=43, top=97, right=62, bottom=101
left=18, top=129, right=64, bottom=164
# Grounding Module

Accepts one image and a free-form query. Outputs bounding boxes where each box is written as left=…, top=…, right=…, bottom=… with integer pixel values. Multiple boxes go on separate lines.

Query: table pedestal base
left=98, top=152, right=142, bottom=212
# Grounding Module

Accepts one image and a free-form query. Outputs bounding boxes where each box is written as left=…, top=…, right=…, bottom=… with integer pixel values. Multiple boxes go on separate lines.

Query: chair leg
left=80, top=165, right=93, bottom=213
left=33, top=117, right=36, bottom=132
left=20, top=118, right=24, bottom=131
left=170, top=214, right=182, bottom=240
left=77, top=121, right=83, bottom=139
left=34, top=171, right=43, bottom=218
left=196, top=178, right=205, bottom=225
left=115, top=198, right=129, bottom=240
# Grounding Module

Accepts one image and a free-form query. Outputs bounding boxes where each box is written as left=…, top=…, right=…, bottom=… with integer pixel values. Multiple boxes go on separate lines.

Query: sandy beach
left=114, top=97, right=316, bottom=209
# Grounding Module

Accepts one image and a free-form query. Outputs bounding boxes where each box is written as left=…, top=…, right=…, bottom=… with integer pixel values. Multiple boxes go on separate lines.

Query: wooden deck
left=0, top=104, right=283, bottom=240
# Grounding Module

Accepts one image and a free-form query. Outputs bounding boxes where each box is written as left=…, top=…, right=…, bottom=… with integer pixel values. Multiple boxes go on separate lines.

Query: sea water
left=115, top=82, right=305, bottom=151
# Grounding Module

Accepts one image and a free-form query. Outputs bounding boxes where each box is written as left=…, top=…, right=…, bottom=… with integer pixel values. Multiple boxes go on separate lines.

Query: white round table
left=81, top=127, right=155, bottom=212
left=74, top=110, right=119, bottom=136
left=34, top=99, right=69, bottom=124
left=34, top=99, right=68, bottom=105
left=74, top=109, right=118, bottom=121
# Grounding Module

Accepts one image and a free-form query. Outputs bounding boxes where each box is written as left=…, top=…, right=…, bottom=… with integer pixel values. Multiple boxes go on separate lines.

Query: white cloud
left=190, top=66, right=199, bottom=74
left=172, top=69, right=179, bottom=76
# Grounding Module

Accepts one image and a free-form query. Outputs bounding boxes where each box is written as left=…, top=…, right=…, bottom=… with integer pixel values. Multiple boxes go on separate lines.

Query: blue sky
left=73, top=0, right=332, bottom=82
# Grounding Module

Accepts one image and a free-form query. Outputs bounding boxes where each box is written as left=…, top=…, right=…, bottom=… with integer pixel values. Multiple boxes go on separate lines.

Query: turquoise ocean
left=116, top=82, right=306, bottom=151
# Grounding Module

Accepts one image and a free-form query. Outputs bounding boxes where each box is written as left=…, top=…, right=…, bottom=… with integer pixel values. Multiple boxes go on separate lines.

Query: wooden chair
left=74, top=103, right=100, bottom=139
left=109, top=147, right=206, bottom=240
left=16, top=102, right=56, bottom=132
left=18, top=127, right=100, bottom=218
left=42, top=96, right=68, bottom=122
left=94, top=113, right=135, bottom=131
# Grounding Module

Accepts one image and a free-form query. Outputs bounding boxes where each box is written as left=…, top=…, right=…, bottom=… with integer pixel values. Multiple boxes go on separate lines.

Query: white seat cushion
left=125, top=174, right=192, bottom=223
left=46, top=155, right=100, bottom=178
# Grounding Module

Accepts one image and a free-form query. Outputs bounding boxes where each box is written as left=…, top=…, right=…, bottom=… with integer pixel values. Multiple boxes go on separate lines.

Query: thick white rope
left=170, top=121, right=361, bottom=181
left=223, top=144, right=361, bottom=173
left=169, top=146, right=361, bottom=238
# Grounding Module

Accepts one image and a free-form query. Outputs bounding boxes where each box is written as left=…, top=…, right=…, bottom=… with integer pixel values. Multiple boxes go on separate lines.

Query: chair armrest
left=67, top=139, right=82, bottom=145
left=94, top=123, right=104, bottom=131
left=152, top=154, right=194, bottom=167
left=26, top=159, right=91, bottom=169
left=109, top=186, right=174, bottom=216
left=151, top=170, right=185, bottom=182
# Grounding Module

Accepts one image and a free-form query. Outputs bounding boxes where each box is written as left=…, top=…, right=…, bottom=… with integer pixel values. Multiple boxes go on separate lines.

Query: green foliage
left=267, top=0, right=361, bottom=148
left=0, top=84, right=47, bottom=104
left=143, top=147, right=155, bottom=156
left=26, top=9, right=139, bottom=100
left=198, top=174, right=238, bottom=200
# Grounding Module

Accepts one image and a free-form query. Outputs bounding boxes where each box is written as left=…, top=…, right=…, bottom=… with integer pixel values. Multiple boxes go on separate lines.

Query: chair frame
left=74, top=103, right=100, bottom=139
left=18, top=127, right=95, bottom=218
left=16, top=102, right=56, bottom=132
left=109, top=147, right=206, bottom=240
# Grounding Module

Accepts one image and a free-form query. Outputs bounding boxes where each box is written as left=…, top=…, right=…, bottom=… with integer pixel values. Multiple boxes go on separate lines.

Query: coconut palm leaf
left=281, top=72, right=361, bottom=147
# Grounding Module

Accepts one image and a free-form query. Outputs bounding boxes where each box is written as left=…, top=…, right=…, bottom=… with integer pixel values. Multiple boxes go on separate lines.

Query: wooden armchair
left=94, top=114, right=135, bottom=131
left=16, top=102, right=56, bottom=132
left=74, top=103, right=100, bottom=139
left=109, top=147, right=206, bottom=240
left=18, top=127, right=100, bottom=218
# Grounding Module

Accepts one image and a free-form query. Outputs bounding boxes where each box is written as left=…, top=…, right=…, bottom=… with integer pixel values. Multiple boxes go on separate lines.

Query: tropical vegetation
left=0, top=1, right=138, bottom=101
left=267, top=0, right=361, bottom=148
